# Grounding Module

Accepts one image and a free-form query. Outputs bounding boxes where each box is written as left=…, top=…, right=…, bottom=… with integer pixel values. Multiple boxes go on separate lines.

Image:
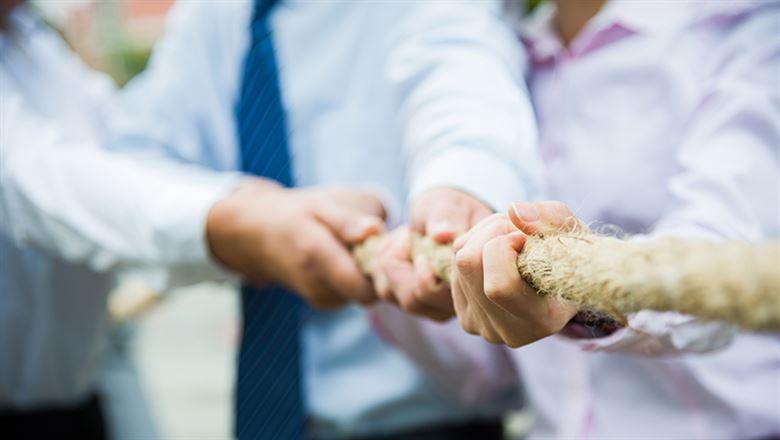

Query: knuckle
left=295, top=242, right=321, bottom=270
left=482, top=331, right=502, bottom=345
left=429, top=312, right=452, bottom=323
left=458, top=314, right=479, bottom=335
left=454, top=249, right=480, bottom=274
left=504, top=335, right=525, bottom=349
left=375, top=284, right=393, bottom=302
left=484, top=281, right=513, bottom=303
left=399, top=294, right=423, bottom=314
left=483, top=235, right=505, bottom=253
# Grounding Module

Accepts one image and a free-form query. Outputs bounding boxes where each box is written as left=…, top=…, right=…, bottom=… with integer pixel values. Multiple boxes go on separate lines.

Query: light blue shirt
left=110, top=1, right=532, bottom=437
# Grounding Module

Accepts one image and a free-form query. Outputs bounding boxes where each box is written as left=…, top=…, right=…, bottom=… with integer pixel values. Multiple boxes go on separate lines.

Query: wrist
left=205, top=178, right=284, bottom=281
left=233, top=176, right=285, bottom=197
left=205, top=192, right=244, bottom=274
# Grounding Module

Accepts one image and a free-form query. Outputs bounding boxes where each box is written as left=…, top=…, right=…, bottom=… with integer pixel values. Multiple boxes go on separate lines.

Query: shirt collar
left=521, top=0, right=775, bottom=64
left=519, top=2, right=564, bottom=63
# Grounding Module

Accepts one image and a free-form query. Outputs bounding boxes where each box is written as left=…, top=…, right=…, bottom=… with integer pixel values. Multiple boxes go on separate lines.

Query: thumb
left=509, top=201, right=581, bottom=236
left=314, top=203, right=385, bottom=245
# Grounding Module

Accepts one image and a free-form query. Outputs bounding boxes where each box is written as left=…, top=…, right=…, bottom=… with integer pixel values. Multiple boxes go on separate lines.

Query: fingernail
left=429, top=221, right=454, bottom=235
left=349, top=216, right=381, bottom=238
left=512, top=202, right=539, bottom=222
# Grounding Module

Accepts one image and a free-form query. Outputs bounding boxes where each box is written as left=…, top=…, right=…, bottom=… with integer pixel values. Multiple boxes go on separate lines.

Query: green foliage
left=526, top=0, right=547, bottom=14
left=108, top=45, right=152, bottom=86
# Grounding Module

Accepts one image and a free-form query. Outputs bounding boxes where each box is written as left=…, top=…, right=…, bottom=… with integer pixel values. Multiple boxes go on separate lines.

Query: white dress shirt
left=108, top=0, right=540, bottom=437
left=375, top=1, right=780, bottom=439
left=0, top=8, right=239, bottom=408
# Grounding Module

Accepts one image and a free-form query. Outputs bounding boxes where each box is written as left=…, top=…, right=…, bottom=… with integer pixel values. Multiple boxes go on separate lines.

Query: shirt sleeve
left=370, top=304, right=521, bottom=410
left=386, top=0, right=544, bottom=211
left=0, top=90, right=242, bottom=288
left=567, top=8, right=780, bottom=356
left=107, top=0, right=248, bottom=171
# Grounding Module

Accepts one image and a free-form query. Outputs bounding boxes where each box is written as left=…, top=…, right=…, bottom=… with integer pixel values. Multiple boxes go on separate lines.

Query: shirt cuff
left=560, top=311, right=736, bottom=356
left=408, top=147, right=529, bottom=213
left=131, top=170, right=244, bottom=290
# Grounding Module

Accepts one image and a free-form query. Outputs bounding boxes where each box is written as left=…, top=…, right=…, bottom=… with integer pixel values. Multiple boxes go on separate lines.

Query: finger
left=450, top=259, right=470, bottom=318
left=482, top=231, right=577, bottom=337
left=424, top=203, right=473, bottom=244
left=453, top=212, right=504, bottom=252
left=470, top=202, right=494, bottom=226
left=452, top=216, right=513, bottom=331
left=413, top=255, right=453, bottom=313
left=314, top=203, right=386, bottom=245
left=455, top=214, right=514, bottom=278
left=310, top=224, right=377, bottom=304
left=323, top=188, right=388, bottom=220
left=370, top=228, right=415, bottom=304
left=509, top=201, right=580, bottom=236
left=370, top=262, right=396, bottom=304
left=390, top=261, right=450, bottom=319
left=376, top=230, right=451, bottom=320
left=482, top=232, right=530, bottom=316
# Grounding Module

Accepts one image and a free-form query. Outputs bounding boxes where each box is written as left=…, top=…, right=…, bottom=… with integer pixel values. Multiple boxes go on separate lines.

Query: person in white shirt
left=107, top=0, right=543, bottom=438
left=375, top=0, right=780, bottom=438
left=0, top=2, right=388, bottom=437
left=1, top=0, right=543, bottom=438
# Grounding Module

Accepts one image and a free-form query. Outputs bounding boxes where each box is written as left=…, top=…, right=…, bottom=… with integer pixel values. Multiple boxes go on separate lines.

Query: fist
left=369, top=187, right=492, bottom=321
left=207, top=179, right=386, bottom=309
left=450, top=201, right=581, bottom=347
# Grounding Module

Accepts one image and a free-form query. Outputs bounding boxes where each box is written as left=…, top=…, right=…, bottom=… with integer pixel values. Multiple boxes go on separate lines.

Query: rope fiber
left=354, top=231, right=780, bottom=332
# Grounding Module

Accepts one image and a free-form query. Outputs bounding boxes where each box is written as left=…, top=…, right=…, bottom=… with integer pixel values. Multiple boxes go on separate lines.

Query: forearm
left=388, top=0, right=543, bottom=210
left=0, top=124, right=241, bottom=279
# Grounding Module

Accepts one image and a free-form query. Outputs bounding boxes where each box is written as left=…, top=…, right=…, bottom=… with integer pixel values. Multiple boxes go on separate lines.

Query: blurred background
left=38, top=0, right=170, bottom=83
left=34, top=1, right=238, bottom=438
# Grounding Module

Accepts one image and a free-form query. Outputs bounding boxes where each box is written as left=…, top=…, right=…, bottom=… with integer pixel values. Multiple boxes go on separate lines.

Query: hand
left=450, top=201, right=581, bottom=347
left=206, top=178, right=386, bottom=309
left=369, top=187, right=492, bottom=321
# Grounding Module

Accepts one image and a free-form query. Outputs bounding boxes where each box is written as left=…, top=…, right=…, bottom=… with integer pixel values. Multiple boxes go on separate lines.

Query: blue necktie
left=235, top=1, right=306, bottom=438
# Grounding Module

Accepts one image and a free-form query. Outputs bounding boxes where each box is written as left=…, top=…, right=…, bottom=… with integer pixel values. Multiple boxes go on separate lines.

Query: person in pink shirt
left=375, top=0, right=780, bottom=438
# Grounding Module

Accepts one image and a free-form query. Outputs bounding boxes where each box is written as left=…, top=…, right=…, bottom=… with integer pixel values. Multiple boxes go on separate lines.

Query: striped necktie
left=235, top=0, right=306, bottom=438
